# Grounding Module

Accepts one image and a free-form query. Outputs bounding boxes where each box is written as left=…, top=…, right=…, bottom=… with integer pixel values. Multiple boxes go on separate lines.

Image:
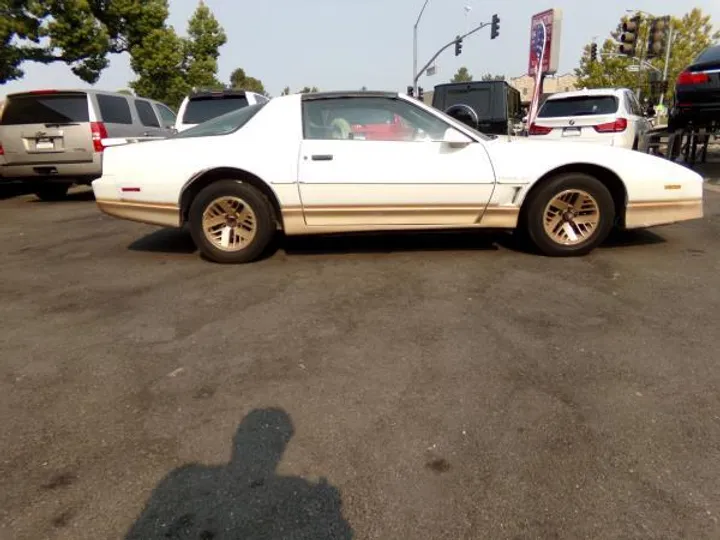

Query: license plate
left=36, top=138, right=54, bottom=150
left=562, top=127, right=581, bottom=137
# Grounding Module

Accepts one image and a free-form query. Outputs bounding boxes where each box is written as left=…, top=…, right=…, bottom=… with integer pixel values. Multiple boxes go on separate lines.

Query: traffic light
left=418, top=87, right=424, bottom=101
left=590, top=42, right=598, bottom=62
left=407, top=85, right=414, bottom=98
left=647, top=16, right=670, bottom=58
left=490, top=14, right=500, bottom=40
left=454, top=36, right=463, bottom=56
left=619, top=15, right=640, bottom=57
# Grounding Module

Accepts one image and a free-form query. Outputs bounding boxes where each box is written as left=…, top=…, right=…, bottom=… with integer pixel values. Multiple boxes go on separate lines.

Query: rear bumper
left=625, top=199, right=703, bottom=229
left=0, top=157, right=101, bottom=184
left=670, top=104, right=720, bottom=128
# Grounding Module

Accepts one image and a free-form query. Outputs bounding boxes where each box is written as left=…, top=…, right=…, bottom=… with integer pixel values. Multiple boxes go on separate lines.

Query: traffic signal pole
left=413, top=21, right=491, bottom=89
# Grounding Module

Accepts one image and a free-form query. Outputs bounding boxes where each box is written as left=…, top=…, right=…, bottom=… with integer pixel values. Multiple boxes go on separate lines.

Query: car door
left=134, top=99, right=165, bottom=137
left=626, top=91, right=649, bottom=141
left=297, top=95, right=496, bottom=227
left=93, top=94, right=136, bottom=139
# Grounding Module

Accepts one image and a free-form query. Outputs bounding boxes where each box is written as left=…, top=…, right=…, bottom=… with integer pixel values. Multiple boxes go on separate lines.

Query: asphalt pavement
left=1, top=183, right=720, bottom=539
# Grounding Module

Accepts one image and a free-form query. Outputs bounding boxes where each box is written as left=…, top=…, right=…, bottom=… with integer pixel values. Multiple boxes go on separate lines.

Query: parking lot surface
left=1, top=184, right=720, bottom=539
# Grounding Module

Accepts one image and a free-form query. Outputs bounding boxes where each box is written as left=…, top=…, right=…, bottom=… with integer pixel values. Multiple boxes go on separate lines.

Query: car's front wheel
left=189, top=180, right=275, bottom=264
left=34, top=183, right=71, bottom=201
left=523, top=173, right=615, bottom=257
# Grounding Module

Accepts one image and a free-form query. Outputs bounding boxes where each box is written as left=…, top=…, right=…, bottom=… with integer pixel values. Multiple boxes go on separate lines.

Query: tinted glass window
left=182, top=96, right=249, bottom=124
left=1, top=93, right=89, bottom=125
left=174, top=103, right=265, bottom=138
left=694, top=45, right=720, bottom=65
left=97, top=94, right=132, bottom=124
left=135, top=100, right=160, bottom=127
left=303, top=97, right=451, bottom=142
left=538, top=96, right=618, bottom=117
left=155, top=104, right=177, bottom=126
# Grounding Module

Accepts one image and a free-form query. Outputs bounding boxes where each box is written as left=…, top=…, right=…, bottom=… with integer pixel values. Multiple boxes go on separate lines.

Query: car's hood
left=484, top=137, right=703, bottom=192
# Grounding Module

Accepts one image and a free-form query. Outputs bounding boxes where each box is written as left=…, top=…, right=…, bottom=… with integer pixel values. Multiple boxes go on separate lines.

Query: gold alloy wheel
left=202, top=196, right=257, bottom=251
left=543, top=189, right=600, bottom=246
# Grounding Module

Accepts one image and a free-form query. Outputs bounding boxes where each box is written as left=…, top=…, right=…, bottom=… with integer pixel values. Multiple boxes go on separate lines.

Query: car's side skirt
left=625, top=199, right=703, bottom=229
left=282, top=205, right=520, bottom=235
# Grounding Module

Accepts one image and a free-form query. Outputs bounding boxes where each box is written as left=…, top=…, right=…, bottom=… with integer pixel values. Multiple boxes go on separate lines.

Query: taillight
left=676, top=70, right=710, bottom=85
left=0, top=143, right=4, bottom=156
left=529, top=123, right=552, bottom=135
left=90, top=122, right=108, bottom=152
left=594, top=118, right=627, bottom=133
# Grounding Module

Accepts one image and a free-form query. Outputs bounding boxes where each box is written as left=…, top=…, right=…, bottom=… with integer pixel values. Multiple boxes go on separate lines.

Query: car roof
left=545, top=88, right=628, bottom=100
left=301, top=91, right=397, bottom=101
left=3, top=89, right=169, bottom=106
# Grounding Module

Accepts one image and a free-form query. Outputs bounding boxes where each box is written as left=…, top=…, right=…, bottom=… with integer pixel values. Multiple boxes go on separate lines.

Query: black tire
left=34, top=183, right=71, bottom=201
left=523, top=173, right=615, bottom=257
left=189, top=180, right=275, bottom=264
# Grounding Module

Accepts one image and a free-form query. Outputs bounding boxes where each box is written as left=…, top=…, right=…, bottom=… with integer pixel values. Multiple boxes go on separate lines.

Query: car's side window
left=155, top=104, right=177, bottom=127
left=135, top=99, right=160, bottom=127
left=302, top=97, right=451, bottom=142
left=96, top=94, right=133, bottom=124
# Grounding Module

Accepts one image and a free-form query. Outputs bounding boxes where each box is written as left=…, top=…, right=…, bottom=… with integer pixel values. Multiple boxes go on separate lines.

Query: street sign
left=426, top=65, right=437, bottom=76
left=528, top=8, right=563, bottom=76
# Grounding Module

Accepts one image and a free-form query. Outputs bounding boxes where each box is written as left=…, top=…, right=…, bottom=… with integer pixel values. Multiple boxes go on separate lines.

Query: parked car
left=175, top=89, right=269, bottom=132
left=92, top=91, right=703, bottom=263
left=0, top=89, right=177, bottom=200
left=669, top=44, right=720, bottom=131
left=431, top=81, right=523, bottom=136
left=528, top=88, right=652, bottom=149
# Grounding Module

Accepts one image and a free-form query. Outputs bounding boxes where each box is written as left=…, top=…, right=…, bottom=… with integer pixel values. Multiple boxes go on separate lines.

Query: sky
left=2, top=0, right=719, bottom=100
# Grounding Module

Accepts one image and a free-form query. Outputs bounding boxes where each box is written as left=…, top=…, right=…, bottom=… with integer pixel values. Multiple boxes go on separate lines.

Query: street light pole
left=658, top=24, right=674, bottom=107
left=413, top=0, right=431, bottom=95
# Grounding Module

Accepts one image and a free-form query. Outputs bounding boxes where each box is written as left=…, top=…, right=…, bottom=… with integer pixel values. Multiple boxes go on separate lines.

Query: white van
left=175, top=89, right=269, bottom=132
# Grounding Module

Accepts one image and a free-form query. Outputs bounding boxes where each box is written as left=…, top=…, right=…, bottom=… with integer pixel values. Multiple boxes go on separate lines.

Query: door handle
left=311, top=154, right=334, bottom=161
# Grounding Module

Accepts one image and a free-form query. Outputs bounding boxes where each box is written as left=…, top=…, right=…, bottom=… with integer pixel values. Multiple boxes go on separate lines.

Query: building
left=508, top=73, right=579, bottom=105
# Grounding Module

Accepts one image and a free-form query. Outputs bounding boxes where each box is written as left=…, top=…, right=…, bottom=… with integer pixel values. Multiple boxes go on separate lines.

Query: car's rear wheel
left=34, top=183, right=71, bottom=201
left=189, top=180, right=275, bottom=264
left=523, top=173, right=614, bottom=257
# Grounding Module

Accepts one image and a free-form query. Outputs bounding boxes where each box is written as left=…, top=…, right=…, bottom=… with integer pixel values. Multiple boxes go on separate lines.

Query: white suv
left=528, top=88, right=652, bottom=149
left=175, top=89, right=269, bottom=132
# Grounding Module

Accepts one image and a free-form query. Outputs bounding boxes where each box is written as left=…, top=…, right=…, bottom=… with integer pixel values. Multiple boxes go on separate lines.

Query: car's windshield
left=538, top=96, right=619, bottom=117
left=694, top=45, right=720, bottom=66
left=182, top=95, right=249, bottom=125
left=174, top=103, right=265, bottom=138
left=1, top=93, right=89, bottom=125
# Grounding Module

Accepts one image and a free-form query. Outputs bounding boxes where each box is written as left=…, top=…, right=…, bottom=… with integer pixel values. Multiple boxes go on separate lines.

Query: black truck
left=431, top=81, right=523, bottom=136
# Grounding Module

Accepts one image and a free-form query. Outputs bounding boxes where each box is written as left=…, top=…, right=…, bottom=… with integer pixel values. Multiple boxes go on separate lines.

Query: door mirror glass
left=442, top=128, right=472, bottom=146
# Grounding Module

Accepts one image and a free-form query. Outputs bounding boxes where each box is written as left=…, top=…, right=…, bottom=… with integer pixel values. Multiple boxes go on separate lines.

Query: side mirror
left=442, top=128, right=472, bottom=148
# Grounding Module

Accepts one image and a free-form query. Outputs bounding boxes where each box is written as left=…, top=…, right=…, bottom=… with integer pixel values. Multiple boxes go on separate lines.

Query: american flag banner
left=527, top=21, right=547, bottom=127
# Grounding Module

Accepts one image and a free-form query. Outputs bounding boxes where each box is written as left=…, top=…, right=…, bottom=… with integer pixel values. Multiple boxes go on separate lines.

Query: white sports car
left=92, top=91, right=704, bottom=263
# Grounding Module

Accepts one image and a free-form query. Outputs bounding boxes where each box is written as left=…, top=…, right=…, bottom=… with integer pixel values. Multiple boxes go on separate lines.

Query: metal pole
left=414, top=22, right=490, bottom=87
left=636, top=18, right=650, bottom=99
left=413, top=0, right=430, bottom=95
left=658, top=24, right=673, bottom=107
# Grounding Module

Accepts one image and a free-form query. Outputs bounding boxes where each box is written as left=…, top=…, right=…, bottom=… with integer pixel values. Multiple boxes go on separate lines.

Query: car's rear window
left=694, top=45, right=720, bottom=67
left=174, top=103, right=265, bottom=139
left=0, top=93, right=89, bottom=125
left=182, top=96, right=249, bottom=125
left=538, top=96, right=619, bottom=117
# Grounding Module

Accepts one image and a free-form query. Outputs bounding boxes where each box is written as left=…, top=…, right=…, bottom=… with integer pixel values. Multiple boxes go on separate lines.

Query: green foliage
left=299, top=86, right=319, bottom=93
left=185, top=2, right=226, bottom=89
left=451, top=67, right=472, bottom=83
left=229, top=68, right=265, bottom=94
left=481, top=73, right=505, bottom=81
left=0, top=0, right=170, bottom=84
left=575, top=8, right=719, bottom=101
left=280, top=86, right=291, bottom=96
left=117, top=89, right=134, bottom=95
left=130, top=2, right=227, bottom=109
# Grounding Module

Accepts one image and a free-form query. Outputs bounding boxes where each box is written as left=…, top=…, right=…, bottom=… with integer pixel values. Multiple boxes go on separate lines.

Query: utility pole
left=658, top=25, right=674, bottom=107
left=413, top=0, right=431, bottom=96
left=414, top=21, right=491, bottom=89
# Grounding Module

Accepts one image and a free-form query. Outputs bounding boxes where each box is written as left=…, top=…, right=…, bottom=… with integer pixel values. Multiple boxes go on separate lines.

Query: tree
left=0, top=0, right=169, bottom=84
left=481, top=73, right=505, bottom=81
left=299, top=86, right=319, bottom=93
left=229, top=68, right=266, bottom=94
left=117, top=89, right=134, bottom=95
left=280, top=86, right=291, bottom=96
left=575, top=8, right=719, bottom=101
left=185, top=1, right=226, bottom=89
left=130, top=2, right=227, bottom=108
left=451, top=67, right=472, bottom=83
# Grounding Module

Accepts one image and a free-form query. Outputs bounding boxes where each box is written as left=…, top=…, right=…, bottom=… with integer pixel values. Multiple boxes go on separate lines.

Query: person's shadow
left=125, top=408, right=353, bottom=539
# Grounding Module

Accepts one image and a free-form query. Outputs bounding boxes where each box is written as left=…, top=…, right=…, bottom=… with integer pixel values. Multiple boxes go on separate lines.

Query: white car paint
left=93, top=92, right=703, bottom=239
left=529, top=88, right=652, bottom=149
